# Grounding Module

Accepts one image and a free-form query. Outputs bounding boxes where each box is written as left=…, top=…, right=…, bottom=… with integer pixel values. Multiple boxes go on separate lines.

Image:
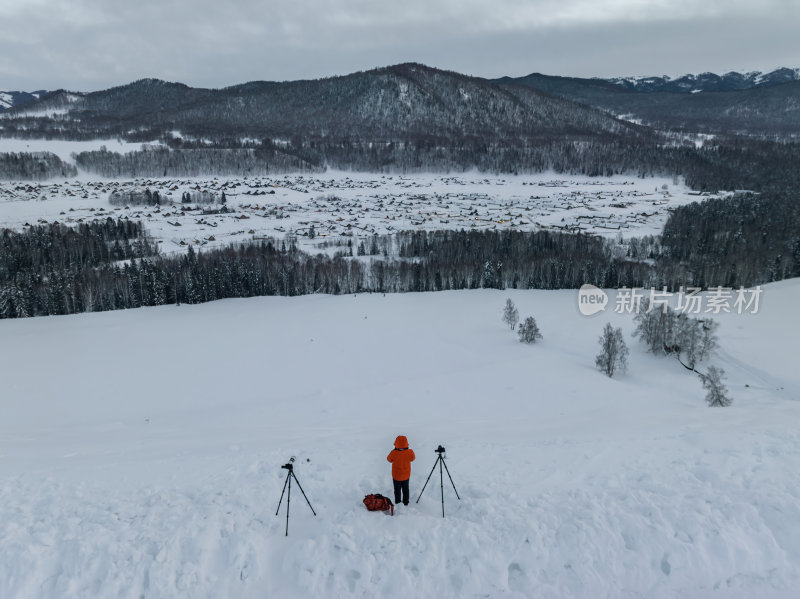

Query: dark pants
left=393, top=479, right=409, bottom=505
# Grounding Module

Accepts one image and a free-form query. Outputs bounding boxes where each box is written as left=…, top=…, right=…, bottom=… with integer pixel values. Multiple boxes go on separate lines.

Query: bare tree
left=518, top=316, right=543, bottom=343
left=595, top=322, right=629, bottom=377
left=674, top=313, right=701, bottom=368
left=633, top=299, right=676, bottom=354
left=700, top=365, right=732, bottom=407
left=503, top=298, right=519, bottom=330
left=698, top=319, right=719, bottom=362
left=634, top=302, right=720, bottom=372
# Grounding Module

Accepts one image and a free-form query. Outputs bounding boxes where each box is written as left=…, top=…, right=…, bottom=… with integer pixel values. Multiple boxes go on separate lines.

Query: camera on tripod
left=418, top=443, right=460, bottom=517
left=275, top=456, right=315, bottom=536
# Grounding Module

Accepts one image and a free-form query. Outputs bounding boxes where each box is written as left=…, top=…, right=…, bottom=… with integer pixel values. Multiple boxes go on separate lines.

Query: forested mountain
left=2, top=64, right=645, bottom=144
left=1, top=63, right=798, bottom=177
left=0, top=90, right=48, bottom=111
left=6, top=65, right=799, bottom=143
left=2, top=64, right=671, bottom=176
left=495, top=72, right=800, bottom=138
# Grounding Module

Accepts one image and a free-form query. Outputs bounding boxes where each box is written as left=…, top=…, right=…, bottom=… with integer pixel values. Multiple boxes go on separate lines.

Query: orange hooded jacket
left=387, top=435, right=415, bottom=481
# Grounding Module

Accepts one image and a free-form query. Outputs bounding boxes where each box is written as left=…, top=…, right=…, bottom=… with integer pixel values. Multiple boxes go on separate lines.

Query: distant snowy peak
left=605, top=68, right=800, bottom=93
left=0, top=90, right=48, bottom=111
left=753, top=67, right=800, bottom=86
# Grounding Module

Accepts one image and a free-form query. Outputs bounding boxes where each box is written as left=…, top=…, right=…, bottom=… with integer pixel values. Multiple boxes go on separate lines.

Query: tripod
left=275, top=459, right=316, bottom=536
left=416, top=446, right=460, bottom=517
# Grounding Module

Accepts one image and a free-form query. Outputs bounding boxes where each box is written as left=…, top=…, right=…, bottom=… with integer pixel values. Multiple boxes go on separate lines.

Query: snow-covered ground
left=1, top=282, right=799, bottom=598
left=0, top=172, right=715, bottom=255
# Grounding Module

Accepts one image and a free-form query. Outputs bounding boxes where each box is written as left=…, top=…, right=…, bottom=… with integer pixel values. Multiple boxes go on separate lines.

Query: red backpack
left=363, top=493, right=394, bottom=516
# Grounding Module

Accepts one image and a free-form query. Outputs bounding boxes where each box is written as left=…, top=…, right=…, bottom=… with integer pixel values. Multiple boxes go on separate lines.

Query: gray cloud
left=0, top=0, right=797, bottom=90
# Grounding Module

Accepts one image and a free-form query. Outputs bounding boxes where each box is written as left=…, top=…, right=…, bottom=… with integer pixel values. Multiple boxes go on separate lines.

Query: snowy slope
left=1, top=282, right=799, bottom=598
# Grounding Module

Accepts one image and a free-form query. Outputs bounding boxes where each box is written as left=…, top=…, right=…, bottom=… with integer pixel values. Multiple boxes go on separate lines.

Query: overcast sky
left=1, top=0, right=798, bottom=91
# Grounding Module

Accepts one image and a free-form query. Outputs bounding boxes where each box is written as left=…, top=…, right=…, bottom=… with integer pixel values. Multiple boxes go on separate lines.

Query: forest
left=0, top=152, right=77, bottom=180
left=74, top=146, right=321, bottom=178
left=2, top=212, right=797, bottom=319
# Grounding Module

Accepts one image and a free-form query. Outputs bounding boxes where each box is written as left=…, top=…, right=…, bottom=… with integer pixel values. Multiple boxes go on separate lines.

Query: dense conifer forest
left=0, top=152, right=77, bottom=180
left=2, top=209, right=797, bottom=318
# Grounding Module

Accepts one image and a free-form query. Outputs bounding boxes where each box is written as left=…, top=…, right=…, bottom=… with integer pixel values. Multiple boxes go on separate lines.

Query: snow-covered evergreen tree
left=0, top=285, right=29, bottom=318
left=518, top=316, right=542, bottom=343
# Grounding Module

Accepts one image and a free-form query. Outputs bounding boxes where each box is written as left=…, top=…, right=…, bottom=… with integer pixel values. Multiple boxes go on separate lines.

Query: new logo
left=578, top=284, right=608, bottom=316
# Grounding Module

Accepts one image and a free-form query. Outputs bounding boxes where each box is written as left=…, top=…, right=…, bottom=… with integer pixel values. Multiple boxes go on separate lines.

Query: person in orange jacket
left=387, top=435, right=416, bottom=506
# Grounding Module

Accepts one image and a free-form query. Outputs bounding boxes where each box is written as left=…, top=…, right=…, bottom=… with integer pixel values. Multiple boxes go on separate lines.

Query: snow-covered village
left=0, top=171, right=706, bottom=255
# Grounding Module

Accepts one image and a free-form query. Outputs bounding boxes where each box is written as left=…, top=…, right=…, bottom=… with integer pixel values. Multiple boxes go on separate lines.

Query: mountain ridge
left=496, top=69, right=800, bottom=137
left=2, top=63, right=798, bottom=178
left=0, top=90, right=48, bottom=111
left=1, top=63, right=647, bottom=143
left=602, top=67, right=800, bottom=93
left=4, top=65, right=797, bottom=102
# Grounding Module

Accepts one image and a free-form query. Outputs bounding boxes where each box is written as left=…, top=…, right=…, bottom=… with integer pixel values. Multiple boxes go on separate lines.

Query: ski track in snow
left=0, top=282, right=799, bottom=597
